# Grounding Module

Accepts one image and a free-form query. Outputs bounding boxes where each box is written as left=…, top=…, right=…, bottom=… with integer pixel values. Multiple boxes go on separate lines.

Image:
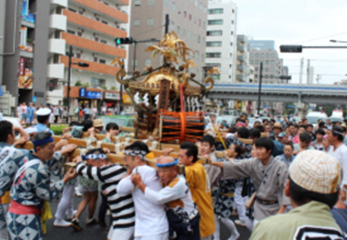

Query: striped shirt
left=76, top=162, right=135, bottom=229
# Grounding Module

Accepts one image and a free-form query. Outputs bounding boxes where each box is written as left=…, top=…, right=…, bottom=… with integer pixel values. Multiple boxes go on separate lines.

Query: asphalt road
left=44, top=194, right=251, bottom=240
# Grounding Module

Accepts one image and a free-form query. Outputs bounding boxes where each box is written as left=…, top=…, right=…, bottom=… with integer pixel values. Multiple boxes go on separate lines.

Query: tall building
left=248, top=40, right=275, bottom=50
left=128, top=0, right=208, bottom=81
left=53, top=0, right=130, bottom=112
left=235, top=35, right=252, bottom=82
left=0, top=0, right=131, bottom=115
left=248, top=40, right=289, bottom=84
left=0, top=0, right=68, bottom=114
left=205, top=0, right=237, bottom=83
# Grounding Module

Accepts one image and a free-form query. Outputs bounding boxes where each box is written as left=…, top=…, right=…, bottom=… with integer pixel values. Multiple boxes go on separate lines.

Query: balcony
left=236, top=74, right=245, bottom=82
left=48, top=63, right=65, bottom=79
left=50, top=14, right=67, bottom=31
left=49, top=39, right=66, bottom=55
left=61, top=56, right=120, bottom=76
left=64, top=10, right=127, bottom=38
left=71, top=0, right=128, bottom=23
left=51, top=0, right=68, bottom=8
left=238, top=64, right=246, bottom=71
left=113, top=0, right=129, bottom=6
left=20, top=51, right=34, bottom=58
left=237, top=54, right=246, bottom=61
left=62, top=32, right=126, bottom=58
left=238, top=45, right=246, bottom=52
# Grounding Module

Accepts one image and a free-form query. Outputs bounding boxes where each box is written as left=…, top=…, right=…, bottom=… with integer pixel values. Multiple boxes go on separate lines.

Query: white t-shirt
left=145, top=175, right=195, bottom=215
left=117, top=165, right=168, bottom=237
left=329, top=144, right=347, bottom=187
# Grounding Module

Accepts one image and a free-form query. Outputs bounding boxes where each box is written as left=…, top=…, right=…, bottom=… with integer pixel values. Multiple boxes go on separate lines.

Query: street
left=44, top=195, right=251, bottom=240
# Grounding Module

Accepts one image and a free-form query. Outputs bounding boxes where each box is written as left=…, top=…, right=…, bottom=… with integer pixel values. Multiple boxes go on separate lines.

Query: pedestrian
left=101, top=105, right=106, bottom=116
left=274, top=143, right=294, bottom=168
left=73, top=148, right=135, bottom=239
left=54, top=105, right=60, bottom=123
left=177, top=142, right=215, bottom=240
left=26, top=103, right=35, bottom=126
left=0, top=121, right=30, bottom=240
left=131, top=156, right=201, bottom=240
left=6, top=132, right=77, bottom=240
left=209, top=137, right=290, bottom=229
left=21, top=102, right=27, bottom=124
left=33, top=108, right=54, bottom=134
left=331, top=197, right=347, bottom=239
left=103, top=123, right=119, bottom=143
left=250, top=150, right=343, bottom=240
left=312, top=128, right=325, bottom=151
left=84, top=104, right=91, bottom=120
left=117, top=141, right=169, bottom=240
left=293, top=132, right=314, bottom=155
left=92, top=105, right=97, bottom=120
left=327, top=126, right=347, bottom=201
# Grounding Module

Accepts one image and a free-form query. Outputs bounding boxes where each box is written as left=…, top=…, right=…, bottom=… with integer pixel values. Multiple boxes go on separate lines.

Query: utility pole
left=67, top=45, right=72, bottom=122
left=165, top=14, right=169, bottom=34
left=119, top=59, right=124, bottom=114
left=257, top=62, right=263, bottom=115
left=306, top=59, right=310, bottom=84
left=299, top=57, right=304, bottom=84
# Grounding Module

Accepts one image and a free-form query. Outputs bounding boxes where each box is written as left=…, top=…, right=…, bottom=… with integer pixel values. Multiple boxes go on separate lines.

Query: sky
left=232, top=0, right=347, bottom=84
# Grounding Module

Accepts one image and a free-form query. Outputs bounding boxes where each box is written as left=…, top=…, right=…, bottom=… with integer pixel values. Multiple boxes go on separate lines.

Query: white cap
left=35, top=108, right=51, bottom=116
left=24, top=127, right=38, bottom=134
left=289, top=150, right=341, bottom=194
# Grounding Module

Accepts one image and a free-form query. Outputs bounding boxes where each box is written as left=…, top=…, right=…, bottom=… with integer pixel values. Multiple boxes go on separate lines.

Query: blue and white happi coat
left=6, top=151, right=64, bottom=240
left=0, top=142, right=30, bottom=231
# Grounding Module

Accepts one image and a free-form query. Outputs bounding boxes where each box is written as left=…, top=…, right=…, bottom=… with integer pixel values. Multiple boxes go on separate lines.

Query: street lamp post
left=257, top=62, right=263, bottom=115
left=66, top=45, right=89, bottom=122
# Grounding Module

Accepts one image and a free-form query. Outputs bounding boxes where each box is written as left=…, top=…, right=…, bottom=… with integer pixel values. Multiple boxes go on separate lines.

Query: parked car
left=222, top=110, right=240, bottom=117
left=216, top=115, right=238, bottom=128
left=99, top=115, right=135, bottom=131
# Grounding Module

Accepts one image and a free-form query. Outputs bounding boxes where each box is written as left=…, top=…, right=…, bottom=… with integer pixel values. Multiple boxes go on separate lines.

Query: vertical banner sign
left=18, top=58, right=33, bottom=89
left=156, top=79, right=170, bottom=129
left=22, top=0, right=28, bottom=16
left=20, top=27, right=27, bottom=50
left=18, top=58, right=25, bottom=76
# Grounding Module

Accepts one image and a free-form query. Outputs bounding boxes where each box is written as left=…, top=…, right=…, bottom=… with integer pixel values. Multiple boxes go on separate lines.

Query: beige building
left=128, top=0, right=208, bottom=80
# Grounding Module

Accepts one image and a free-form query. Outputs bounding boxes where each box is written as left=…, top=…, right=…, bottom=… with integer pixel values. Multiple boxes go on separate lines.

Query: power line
left=293, top=32, right=347, bottom=44
left=131, top=24, right=165, bottom=38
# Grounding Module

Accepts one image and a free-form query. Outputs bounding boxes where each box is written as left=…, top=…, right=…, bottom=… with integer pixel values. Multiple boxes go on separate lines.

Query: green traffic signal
left=116, top=38, right=121, bottom=44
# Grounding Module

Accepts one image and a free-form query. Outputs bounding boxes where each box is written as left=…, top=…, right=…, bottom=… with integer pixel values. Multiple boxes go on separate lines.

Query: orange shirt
left=185, top=161, right=215, bottom=238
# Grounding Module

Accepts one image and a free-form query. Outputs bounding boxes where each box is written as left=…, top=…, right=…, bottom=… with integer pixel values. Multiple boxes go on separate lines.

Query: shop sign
left=79, top=88, right=102, bottom=99
left=18, top=58, right=33, bottom=89
left=122, top=94, right=132, bottom=104
left=105, top=92, right=120, bottom=100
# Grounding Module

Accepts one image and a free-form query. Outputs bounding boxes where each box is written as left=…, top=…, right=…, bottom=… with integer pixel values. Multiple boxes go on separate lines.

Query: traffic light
left=280, top=45, right=302, bottom=53
left=115, top=37, right=134, bottom=45
left=280, top=75, right=292, bottom=80
left=49, top=79, right=55, bottom=91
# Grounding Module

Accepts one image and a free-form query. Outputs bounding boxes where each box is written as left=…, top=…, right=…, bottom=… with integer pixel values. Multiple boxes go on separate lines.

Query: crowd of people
left=0, top=107, right=345, bottom=240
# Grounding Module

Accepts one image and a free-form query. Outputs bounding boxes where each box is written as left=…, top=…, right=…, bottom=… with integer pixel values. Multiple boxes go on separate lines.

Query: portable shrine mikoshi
left=112, top=31, right=220, bottom=144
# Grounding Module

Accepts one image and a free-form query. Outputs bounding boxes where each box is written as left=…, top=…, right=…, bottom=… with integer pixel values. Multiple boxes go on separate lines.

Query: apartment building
left=248, top=40, right=289, bottom=84
left=48, top=0, right=130, bottom=111
left=0, top=0, right=69, bottom=114
left=205, top=0, right=237, bottom=82
left=235, top=35, right=253, bottom=82
left=128, top=0, right=208, bottom=80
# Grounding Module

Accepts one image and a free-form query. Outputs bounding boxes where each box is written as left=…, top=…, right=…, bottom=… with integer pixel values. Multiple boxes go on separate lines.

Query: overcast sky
left=232, top=0, right=347, bottom=84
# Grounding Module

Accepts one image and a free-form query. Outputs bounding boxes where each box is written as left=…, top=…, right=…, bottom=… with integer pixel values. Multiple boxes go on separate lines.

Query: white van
left=306, top=111, right=327, bottom=125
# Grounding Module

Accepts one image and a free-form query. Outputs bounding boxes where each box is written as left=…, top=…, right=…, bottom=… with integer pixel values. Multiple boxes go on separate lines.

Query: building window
left=165, top=0, right=169, bottom=6
left=206, top=52, right=221, bottom=58
left=182, top=28, right=186, bottom=36
left=231, top=31, right=234, bottom=35
left=99, top=59, right=106, bottom=64
left=68, top=7, right=77, bottom=12
left=255, top=53, right=259, bottom=57
left=231, top=20, right=234, bottom=24
left=251, top=53, right=254, bottom=57
left=207, top=30, right=222, bottom=36
left=198, top=35, right=201, bottom=43
left=208, top=8, right=223, bottom=14
left=172, top=2, right=175, bottom=11
left=206, top=63, right=221, bottom=68
left=134, top=19, right=140, bottom=26
left=148, top=0, right=155, bottom=5
left=271, top=60, right=274, bottom=65
left=145, top=59, right=152, bottom=66
left=177, top=6, right=181, bottom=14
left=189, top=14, right=192, bottom=20
left=177, top=25, right=180, bottom=33
left=147, top=18, right=154, bottom=26
left=134, top=0, right=141, bottom=6
left=192, top=34, right=196, bottom=41
left=101, top=20, right=108, bottom=25
left=183, top=11, right=187, bottom=17
left=250, top=60, right=254, bottom=64
left=266, top=53, right=269, bottom=58
left=255, top=60, right=259, bottom=64
left=206, top=41, right=222, bottom=47
left=100, top=39, right=107, bottom=44
left=208, top=19, right=223, bottom=25
left=272, top=53, right=275, bottom=57
left=232, top=9, right=235, bottom=13
left=261, top=54, right=264, bottom=58
left=265, top=68, right=269, bottom=72
left=270, top=68, right=274, bottom=72
left=265, top=60, right=269, bottom=64
left=67, top=29, right=75, bottom=35
left=187, top=31, right=191, bottom=39
left=91, top=78, right=105, bottom=88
